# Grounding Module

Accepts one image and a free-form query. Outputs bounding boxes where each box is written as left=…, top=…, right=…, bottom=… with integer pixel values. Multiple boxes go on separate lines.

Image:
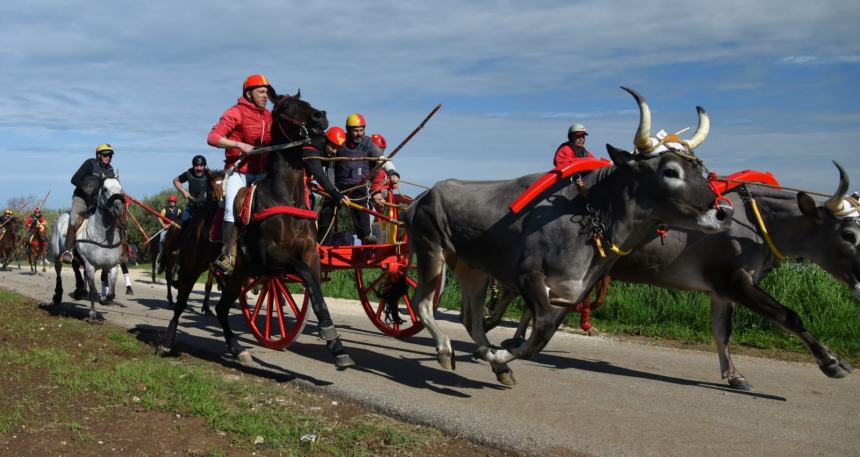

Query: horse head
left=99, top=177, right=125, bottom=220
left=270, top=91, right=329, bottom=143
left=208, top=169, right=226, bottom=202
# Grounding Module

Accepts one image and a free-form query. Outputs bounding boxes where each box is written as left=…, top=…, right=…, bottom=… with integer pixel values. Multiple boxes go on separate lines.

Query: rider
left=159, top=195, right=182, bottom=240
left=313, top=127, right=351, bottom=244
left=61, top=144, right=116, bottom=263
left=25, top=208, right=46, bottom=233
left=208, top=74, right=274, bottom=274
left=173, top=155, right=214, bottom=225
left=0, top=209, right=13, bottom=227
left=335, top=114, right=400, bottom=244
left=553, top=123, right=594, bottom=168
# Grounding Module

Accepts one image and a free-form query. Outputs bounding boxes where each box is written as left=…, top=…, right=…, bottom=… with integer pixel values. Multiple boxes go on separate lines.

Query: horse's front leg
left=296, top=257, right=354, bottom=369
left=84, top=263, right=99, bottom=321
left=212, top=261, right=251, bottom=364
left=52, top=256, right=63, bottom=305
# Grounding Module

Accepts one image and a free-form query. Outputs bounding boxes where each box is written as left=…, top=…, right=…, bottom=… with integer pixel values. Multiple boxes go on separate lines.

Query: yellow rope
left=609, top=243, right=632, bottom=256
left=750, top=198, right=785, bottom=260
left=593, top=237, right=607, bottom=258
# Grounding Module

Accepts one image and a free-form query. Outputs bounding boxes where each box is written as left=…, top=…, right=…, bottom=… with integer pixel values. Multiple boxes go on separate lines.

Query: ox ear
left=797, top=192, right=820, bottom=220
left=606, top=144, right=637, bottom=169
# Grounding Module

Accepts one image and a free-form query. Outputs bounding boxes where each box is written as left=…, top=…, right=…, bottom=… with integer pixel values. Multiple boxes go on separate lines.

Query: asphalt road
left=1, top=266, right=858, bottom=457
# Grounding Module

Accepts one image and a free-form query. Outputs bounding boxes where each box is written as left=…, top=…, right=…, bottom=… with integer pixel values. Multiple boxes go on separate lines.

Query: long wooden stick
left=123, top=193, right=181, bottom=229
left=355, top=104, right=442, bottom=187
left=125, top=204, right=150, bottom=242
left=310, top=184, right=402, bottom=225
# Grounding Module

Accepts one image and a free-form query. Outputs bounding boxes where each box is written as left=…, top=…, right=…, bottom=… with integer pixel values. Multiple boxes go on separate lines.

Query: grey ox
left=405, top=87, right=734, bottom=386
left=50, top=177, right=125, bottom=321
left=487, top=162, right=859, bottom=390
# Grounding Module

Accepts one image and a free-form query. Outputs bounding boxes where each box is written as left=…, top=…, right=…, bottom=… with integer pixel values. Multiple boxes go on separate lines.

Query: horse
left=25, top=222, right=48, bottom=274
left=158, top=93, right=355, bottom=369
left=161, top=169, right=225, bottom=314
left=0, top=216, right=21, bottom=270
left=50, top=177, right=126, bottom=321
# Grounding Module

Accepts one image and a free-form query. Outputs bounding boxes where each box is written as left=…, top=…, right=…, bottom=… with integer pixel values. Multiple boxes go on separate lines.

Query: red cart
left=236, top=188, right=443, bottom=350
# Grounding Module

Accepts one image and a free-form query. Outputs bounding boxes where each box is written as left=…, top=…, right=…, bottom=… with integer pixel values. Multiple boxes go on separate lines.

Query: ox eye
left=841, top=230, right=857, bottom=245
left=663, top=168, right=680, bottom=179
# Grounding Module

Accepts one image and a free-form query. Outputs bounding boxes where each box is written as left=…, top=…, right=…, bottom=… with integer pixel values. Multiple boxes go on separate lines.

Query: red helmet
left=345, top=113, right=366, bottom=128
left=325, top=127, right=347, bottom=146
left=370, top=133, right=387, bottom=150
left=33, top=207, right=40, bottom=213
left=243, top=74, right=272, bottom=92
left=168, top=195, right=177, bottom=202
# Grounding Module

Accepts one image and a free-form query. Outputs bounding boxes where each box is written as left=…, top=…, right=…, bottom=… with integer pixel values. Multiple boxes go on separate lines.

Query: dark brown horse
left=161, top=170, right=225, bottom=313
left=0, top=217, right=21, bottom=270
left=25, top=223, right=48, bottom=274
left=158, top=94, right=354, bottom=368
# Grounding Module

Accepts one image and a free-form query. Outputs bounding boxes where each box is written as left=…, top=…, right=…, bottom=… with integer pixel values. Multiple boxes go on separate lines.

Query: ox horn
left=825, top=161, right=850, bottom=213
left=294, top=88, right=301, bottom=99
left=621, top=86, right=653, bottom=153
left=685, top=106, right=710, bottom=151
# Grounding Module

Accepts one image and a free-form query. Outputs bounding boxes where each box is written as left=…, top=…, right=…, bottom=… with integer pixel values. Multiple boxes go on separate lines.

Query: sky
left=1, top=0, right=859, bottom=209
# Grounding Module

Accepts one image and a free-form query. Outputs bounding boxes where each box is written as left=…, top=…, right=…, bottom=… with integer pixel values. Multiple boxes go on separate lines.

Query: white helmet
left=568, top=123, right=587, bottom=136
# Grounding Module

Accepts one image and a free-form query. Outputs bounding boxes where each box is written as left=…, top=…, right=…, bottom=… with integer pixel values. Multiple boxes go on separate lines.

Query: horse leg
left=84, top=262, right=99, bottom=321
left=296, top=259, right=354, bottom=369
left=52, top=256, right=63, bottom=305
left=157, top=256, right=203, bottom=356
left=212, top=267, right=251, bottom=363
left=103, top=265, right=117, bottom=304
left=201, top=267, right=213, bottom=315
left=710, top=294, right=751, bottom=391
left=165, top=262, right=174, bottom=308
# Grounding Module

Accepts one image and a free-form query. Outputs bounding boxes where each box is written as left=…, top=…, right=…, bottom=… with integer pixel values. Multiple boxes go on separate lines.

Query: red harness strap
left=249, top=205, right=317, bottom=223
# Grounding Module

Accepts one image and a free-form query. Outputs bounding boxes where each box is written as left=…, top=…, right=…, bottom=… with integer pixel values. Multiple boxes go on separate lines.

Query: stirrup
left=213, top=254, right=234, bottom=275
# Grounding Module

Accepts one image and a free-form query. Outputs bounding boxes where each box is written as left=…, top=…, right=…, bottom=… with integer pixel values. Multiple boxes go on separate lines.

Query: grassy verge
left=318, top=260, right=860, bottom=362
left=0, top=287, right=501, bottom=456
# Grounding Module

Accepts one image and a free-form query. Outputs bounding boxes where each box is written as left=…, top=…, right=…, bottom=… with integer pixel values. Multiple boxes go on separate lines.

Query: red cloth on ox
left=509, top=158, right=612, bottom=214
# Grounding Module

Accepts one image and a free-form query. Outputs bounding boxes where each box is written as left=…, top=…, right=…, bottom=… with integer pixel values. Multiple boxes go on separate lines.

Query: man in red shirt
left=553, top=123, right=594, bottom=168
left=207, top=74, right=274, bottom=274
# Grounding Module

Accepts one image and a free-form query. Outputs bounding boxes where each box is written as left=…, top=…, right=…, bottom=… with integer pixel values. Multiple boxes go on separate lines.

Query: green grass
left=0, top=287, right=455, bottom=455
left=318, top=259, right=860, bottom=361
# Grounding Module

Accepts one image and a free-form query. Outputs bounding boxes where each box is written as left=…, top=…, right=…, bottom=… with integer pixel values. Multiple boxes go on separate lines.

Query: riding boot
left=213, top=222, right=236, bottom=275
left=62, top=221, right=79, bottom=263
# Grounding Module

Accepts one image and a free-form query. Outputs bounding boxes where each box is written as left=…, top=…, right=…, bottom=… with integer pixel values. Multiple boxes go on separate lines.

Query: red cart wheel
left=238, top=275, right=309, bottom=350
left=355, top=267, right=442, bottom=338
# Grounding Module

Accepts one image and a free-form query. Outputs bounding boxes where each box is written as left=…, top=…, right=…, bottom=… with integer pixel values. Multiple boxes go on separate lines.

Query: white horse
left=50, top=177, right=125, bottom=321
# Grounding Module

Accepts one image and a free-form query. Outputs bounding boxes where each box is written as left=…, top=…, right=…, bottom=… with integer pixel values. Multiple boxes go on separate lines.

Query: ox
left=488, top=163, right=859, bottom=390
left=405, top=87, right=733, bottom=385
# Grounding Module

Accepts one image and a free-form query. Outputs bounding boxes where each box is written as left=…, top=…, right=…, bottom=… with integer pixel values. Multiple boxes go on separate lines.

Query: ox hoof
left=820, top=359, right=853, bottom=378
left=236, top=350, right=253, bottom=365
left=501, top=336, right=527, bottom=352
left=335, top=354, right=355, bottom=369
left=437, top=352, right=456, bottom=371
left=727, top=375, right=753, bottom=391
left=494, top=367, right=516, bottom=386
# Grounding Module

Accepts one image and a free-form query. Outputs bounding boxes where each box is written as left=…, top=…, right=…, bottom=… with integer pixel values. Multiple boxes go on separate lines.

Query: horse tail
left=50, top=213, right=70, bottom=259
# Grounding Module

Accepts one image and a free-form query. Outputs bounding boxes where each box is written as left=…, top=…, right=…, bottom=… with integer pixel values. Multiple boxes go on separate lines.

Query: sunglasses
left=99, top=153, right=114, bottom=157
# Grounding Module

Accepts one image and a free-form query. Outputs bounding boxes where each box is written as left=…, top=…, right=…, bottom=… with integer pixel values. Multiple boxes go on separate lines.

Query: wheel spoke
left=265, top=281, right=274, bottom=340
left=274, top=277, right=302, bottom=317
left=272, top=278, right=288, bottom=338
left=252, top=278, right=268, bottom=322
left=366, top=271, right=387, bottom=292
left=402, top=294, right=419, bottom=324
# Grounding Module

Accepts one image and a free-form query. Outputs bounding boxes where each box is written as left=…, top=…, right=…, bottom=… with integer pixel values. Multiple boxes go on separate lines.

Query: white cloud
left=781, top=55, right=817, bottom=64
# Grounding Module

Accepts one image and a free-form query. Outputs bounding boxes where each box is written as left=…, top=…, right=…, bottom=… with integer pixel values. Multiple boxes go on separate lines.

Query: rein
left=735, top=185, right=786, bottom=260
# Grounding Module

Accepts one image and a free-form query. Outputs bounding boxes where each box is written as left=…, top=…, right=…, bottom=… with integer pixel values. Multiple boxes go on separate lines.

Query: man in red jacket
left=553, top=123, right=594, bottom=168
left=207, top=74, right=275, bottom=274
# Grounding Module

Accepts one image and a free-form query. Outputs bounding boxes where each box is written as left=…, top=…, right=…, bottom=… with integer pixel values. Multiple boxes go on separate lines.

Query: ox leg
left=482, top=287, right=520, bottom=333
left=489, top=272, right=567, bottom=365
left=727, top=270, right=853, bottom=378
left=414, top=249, right=453, bottom=370
left=710, top=295, right=751, bottom=391
left=52, top=256, right=63, bottom=305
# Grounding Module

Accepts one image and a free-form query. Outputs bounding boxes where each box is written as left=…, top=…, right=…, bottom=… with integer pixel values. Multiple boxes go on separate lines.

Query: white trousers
left=224, top=172, right=266, bottom=222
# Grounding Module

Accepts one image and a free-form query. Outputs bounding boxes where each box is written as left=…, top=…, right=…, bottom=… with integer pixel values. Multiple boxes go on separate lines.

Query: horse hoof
left=156, top=345, right=172, bottom=357
left=237, top=350, right=253, bottom=365
left=820, top=359, right=852, bottom=378
left=471, top=350, right=485, bottom=362
left=335, top=354, right=355, bottom=369
left=125, top=286, right=134, bottom=295
left=501, top=337, right=526, bottom=352
left=73, top=289, right=86, bottom=300
left=201, top=306, right=213, bottom=316
left=728, top=376, right=753, bottom=391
